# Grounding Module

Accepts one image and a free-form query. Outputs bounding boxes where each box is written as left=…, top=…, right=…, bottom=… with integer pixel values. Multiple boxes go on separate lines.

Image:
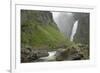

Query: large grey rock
left=55, top=47, right=83, bottom=61
left=21, top=48, right=49, bottom=63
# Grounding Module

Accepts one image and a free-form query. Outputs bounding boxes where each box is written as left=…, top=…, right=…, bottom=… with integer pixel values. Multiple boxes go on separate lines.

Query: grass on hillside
left=21, top=22, right=72, bottom=50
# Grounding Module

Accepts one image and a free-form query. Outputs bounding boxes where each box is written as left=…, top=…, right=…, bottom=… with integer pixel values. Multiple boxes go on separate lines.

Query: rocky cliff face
left=21, top=10, right=57, bottom=27
left=73, top=13, right=90, bottom=45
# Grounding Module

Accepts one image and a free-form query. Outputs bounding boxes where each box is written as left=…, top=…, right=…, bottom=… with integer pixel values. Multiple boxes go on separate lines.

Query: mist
left=52, top=12, right=77, bottom=40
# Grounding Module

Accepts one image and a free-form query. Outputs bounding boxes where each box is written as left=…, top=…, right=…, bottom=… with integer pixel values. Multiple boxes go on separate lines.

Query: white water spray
left=52, top=12, right=79, bottom=41
left=39, top=51, right=56, bottom=61
left=52, top=12, right=74, bottom=38
left=70, top=20, right=79, bottom=41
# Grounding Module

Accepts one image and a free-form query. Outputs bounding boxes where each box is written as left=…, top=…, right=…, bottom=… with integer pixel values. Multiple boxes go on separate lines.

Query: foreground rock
left=55, top=47, right=84, bottom=61
left=21, top=44, right=89, bottom=62
left=21, top=48, right=49, bottom=63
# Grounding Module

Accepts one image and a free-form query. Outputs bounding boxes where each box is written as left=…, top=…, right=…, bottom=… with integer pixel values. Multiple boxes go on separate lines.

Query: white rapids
left=39, top=51, right=56, bottom=61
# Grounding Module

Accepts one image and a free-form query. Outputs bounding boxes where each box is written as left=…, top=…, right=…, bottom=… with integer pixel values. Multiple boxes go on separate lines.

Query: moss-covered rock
left=21, top=48, right=49, bottom=63
left=55, top=44, right=89, bottom=61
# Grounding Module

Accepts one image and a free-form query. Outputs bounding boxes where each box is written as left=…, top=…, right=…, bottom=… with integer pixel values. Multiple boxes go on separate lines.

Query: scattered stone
left=55, top=47, right=84, bottom=61
left=21, top=48, right=49, bottom=63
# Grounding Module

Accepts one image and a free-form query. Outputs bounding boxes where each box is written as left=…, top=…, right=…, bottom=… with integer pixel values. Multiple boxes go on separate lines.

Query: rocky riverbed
left=21, top=44, right=89, bottom=63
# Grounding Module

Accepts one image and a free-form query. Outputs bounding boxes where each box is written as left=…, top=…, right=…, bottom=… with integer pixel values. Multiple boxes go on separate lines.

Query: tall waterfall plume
left=52, top=12, right=75, bottom=39
left=70, top=20, right=78, bottom=41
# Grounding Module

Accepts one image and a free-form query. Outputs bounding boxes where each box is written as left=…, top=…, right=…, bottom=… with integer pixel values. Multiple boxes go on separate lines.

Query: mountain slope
left=21, top=10, right=72, bottom=50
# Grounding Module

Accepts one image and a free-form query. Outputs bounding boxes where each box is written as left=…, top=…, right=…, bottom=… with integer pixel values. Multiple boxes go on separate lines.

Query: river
left=39, top=51, right=56, bottom=61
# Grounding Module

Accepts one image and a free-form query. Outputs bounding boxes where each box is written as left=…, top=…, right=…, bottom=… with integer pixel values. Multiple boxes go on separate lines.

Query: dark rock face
left=21, top=10, right=57, bottom=27
left=73, top=13, right=90, bottom=44
left=55, top=47, right=84, bottom=61
left=21, top=48, right=49, bottom=63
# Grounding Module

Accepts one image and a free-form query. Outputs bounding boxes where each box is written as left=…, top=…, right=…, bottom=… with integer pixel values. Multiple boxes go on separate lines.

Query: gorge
left=21, top=10, right=89, bottom=62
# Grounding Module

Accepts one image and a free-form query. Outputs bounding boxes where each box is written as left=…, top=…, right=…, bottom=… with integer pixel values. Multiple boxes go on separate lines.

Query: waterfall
left=52, top=12, right=74, bottom=38
left=52, top=12, right=79, bottom=41
left=70, top=20, right=78, bottom=41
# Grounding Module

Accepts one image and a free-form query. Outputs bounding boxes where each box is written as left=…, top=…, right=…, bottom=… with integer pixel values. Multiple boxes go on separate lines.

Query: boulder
left=21, top=48, right=49, bottom=63
left=35, top=50, right=49, bottom=58
left=55, top=47, right=83, bottom=61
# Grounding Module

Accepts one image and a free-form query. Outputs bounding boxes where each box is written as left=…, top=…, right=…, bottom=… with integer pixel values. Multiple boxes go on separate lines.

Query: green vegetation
left=21, top=10, right=89, bottom=62
left=21, top=10, right=72, bottom=50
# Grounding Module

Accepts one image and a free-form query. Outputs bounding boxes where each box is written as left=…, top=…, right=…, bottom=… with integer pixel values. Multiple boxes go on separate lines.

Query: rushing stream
left=39, top=51, right=56, bottom=61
